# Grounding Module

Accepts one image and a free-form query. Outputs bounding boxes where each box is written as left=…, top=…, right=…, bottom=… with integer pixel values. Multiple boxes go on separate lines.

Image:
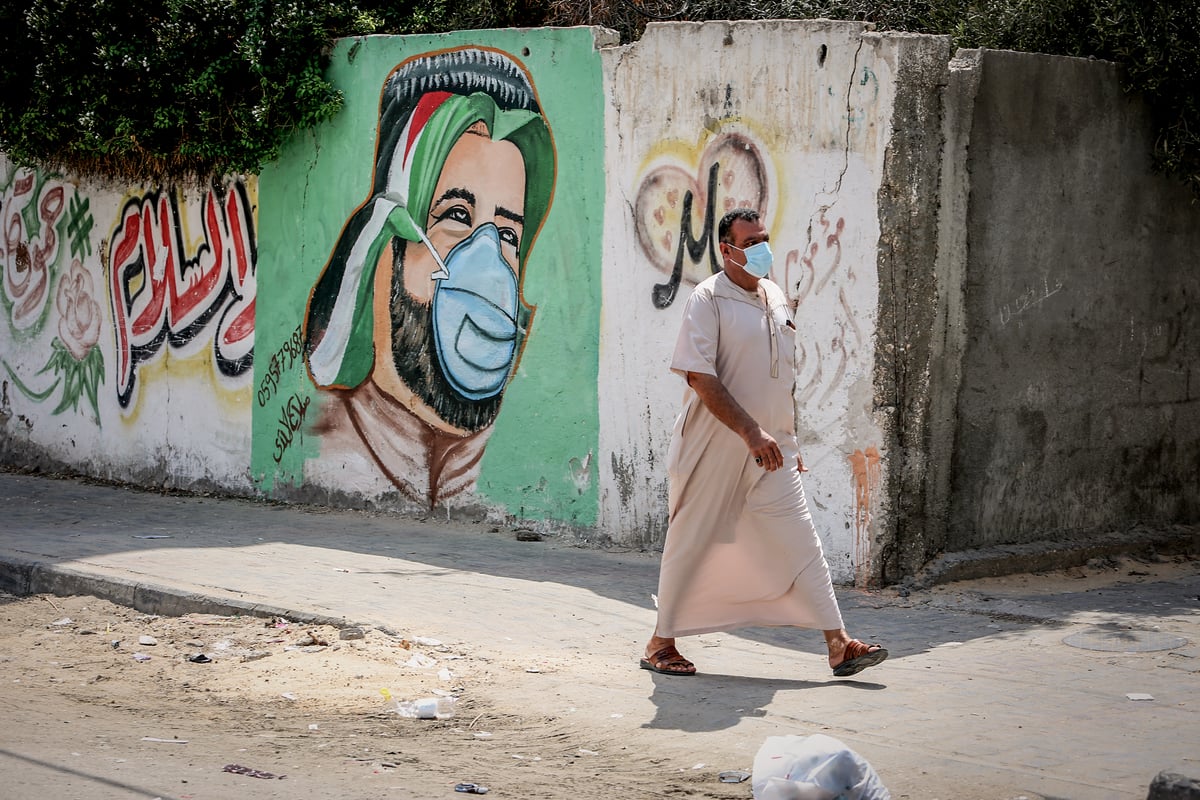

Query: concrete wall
left=0, top=162, right=255, bottom=491
left=2, top=25, right=1197, bottom=585
left=932, top=49, right=1200, bottom=560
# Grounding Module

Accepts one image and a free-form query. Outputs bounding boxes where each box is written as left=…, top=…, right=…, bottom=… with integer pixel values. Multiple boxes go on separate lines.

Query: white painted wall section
left=598, top=21, right=895, bottom=583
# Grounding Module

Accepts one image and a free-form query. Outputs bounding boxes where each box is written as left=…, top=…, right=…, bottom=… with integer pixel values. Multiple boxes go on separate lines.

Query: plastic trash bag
left=752, top=734, right=890, bottom=800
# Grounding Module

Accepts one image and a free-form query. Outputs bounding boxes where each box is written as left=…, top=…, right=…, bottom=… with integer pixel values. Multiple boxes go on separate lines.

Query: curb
left=0, top=555, right=361, bottom=629
left=908, top=526, right=1200, bottom=589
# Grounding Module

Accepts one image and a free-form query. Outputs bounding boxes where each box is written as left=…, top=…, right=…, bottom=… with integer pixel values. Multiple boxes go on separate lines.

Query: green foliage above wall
left=0, top=1, right=375, bottom=182
left=0, top=0, right=546, bottom=182
left=363, top=0, right=544, bottom=33
left=1, top=0, right=1196, bottom=196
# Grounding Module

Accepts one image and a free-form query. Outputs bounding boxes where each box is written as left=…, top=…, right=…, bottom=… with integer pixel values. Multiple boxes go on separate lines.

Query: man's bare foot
left=640, top=635, right=696, bottom=675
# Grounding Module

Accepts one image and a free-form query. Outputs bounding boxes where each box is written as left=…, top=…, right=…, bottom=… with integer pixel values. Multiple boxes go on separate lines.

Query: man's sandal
left=640, top=644, right=696, bottom=676
left=831, top=639, right=888, bottom=677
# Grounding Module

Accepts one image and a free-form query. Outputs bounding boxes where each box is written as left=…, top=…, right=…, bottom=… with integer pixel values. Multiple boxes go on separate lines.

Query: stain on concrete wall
left=849, top=444, right=882, bottom=584
left=870, top=34, right=954, bottom=584
left=254, top=30, right=609, bottom=527
left=0, top=156, right=256, bottom=488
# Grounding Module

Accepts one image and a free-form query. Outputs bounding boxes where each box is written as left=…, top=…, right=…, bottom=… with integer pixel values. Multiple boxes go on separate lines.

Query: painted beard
left=387, top=237, right=506, bottom=434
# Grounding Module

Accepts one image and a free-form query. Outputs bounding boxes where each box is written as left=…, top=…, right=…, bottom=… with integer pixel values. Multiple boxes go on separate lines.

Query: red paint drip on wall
left=848, top=446, right=881, bottom=586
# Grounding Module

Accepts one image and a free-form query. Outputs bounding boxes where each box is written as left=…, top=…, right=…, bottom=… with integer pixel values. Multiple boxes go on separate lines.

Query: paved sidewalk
left=1, top=471, right=1197, bottom=799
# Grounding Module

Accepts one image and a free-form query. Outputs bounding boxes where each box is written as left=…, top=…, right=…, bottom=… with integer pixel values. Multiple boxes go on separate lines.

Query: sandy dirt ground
left=0, top=590, right=754, bottom=800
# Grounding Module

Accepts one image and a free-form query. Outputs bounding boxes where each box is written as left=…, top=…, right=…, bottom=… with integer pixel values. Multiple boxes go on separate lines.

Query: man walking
left=641, top=208, right=887, bottom=678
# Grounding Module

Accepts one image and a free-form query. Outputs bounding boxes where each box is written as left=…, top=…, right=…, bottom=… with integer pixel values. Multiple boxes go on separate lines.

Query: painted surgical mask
left=730, top=241, right=774, bottom=279
left=427, top=223, right=522, bottom=400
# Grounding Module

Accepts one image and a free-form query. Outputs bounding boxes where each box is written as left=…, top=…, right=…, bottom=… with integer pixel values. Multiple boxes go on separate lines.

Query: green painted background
left=253, top=29, right=604, bottom=526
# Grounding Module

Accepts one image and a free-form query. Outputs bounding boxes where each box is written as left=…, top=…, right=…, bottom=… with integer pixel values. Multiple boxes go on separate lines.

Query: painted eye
left=498, top=227, right=520, bottom=250
left=436, top=204, right=472, bottom=227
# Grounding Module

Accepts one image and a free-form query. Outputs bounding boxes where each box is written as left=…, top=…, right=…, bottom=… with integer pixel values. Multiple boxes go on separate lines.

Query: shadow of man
left=642, top=672, right=886, bottom=733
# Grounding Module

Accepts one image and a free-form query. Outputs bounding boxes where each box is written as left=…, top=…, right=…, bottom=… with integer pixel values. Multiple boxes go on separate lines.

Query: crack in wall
left=836, top=37, right=866, bottom=197
left=805, top=37, right=865, bottom=253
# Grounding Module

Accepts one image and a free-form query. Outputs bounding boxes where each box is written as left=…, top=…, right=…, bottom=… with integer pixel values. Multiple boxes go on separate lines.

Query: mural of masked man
left=304, top=48, right=555, bottom=508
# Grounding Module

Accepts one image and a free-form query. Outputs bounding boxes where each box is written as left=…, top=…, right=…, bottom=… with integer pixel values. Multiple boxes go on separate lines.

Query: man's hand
left=686, top=371, right=784, bottom=471
left=747, top=427, right=783, bottom=471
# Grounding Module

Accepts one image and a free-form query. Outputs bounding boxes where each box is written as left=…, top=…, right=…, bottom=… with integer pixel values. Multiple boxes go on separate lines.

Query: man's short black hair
left=718, top=208, right=761, bottom=244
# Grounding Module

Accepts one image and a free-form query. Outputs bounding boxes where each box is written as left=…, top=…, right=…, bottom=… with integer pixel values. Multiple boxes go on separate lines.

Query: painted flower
left=56, top=258, right=101, bottom=361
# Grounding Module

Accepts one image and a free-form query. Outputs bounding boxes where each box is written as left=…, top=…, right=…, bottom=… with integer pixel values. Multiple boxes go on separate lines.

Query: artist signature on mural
left=272, top=392, right=311, bottom=464
left=257, top=324, right=303, bottom=408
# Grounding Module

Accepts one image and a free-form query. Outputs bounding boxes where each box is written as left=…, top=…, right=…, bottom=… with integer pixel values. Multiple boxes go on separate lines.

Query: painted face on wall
left=378, top=121, right=531, bottom=433
left=306, top=47, right=555, bottom=442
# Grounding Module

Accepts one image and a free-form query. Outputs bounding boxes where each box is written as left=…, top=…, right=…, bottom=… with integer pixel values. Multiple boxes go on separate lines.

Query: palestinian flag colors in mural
left=304, top=47, right=556, bottom=507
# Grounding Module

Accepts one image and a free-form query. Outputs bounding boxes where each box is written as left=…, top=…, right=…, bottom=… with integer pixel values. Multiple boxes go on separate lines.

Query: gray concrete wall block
left=945, top=49, right=1200, bottom=555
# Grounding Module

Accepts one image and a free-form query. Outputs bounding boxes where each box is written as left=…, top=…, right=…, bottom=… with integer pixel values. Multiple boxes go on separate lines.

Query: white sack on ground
left=752, top=733, right=890, bottom=800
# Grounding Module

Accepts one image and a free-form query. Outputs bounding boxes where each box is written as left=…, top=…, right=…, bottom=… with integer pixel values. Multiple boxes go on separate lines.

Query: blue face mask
left=729, top=241, right=773, bottom=278
left=429, top=224, right=522, bottom=401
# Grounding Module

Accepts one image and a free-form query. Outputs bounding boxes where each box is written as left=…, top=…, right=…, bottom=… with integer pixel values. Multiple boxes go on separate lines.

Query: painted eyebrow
left=495, top=205, right=524, bottom=226
left=434, top=187, right=523, bottom=227
left=434, top=187, right=476, bottom=208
